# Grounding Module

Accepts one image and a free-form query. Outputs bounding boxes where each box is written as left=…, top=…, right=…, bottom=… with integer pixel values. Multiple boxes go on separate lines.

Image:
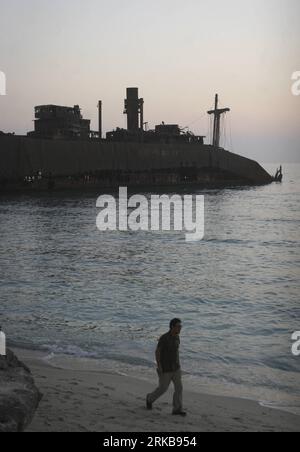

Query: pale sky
left=0, top=0, right=299, bottom=162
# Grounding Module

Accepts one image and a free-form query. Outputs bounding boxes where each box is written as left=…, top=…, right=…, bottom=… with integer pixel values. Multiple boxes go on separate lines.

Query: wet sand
left=13, top=348, right=300, bottom=433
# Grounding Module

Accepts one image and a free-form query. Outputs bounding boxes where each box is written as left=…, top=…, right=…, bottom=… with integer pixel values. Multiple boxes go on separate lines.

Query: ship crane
left=207, top=94, right=230, bottom=148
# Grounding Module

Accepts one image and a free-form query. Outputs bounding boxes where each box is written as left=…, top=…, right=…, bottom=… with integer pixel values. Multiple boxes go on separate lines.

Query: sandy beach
left=11, top=348, right=299, bottom=433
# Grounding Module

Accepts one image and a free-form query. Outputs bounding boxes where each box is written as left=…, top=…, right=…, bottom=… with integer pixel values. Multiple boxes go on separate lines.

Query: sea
left=0, top=163, right=299, bottom=415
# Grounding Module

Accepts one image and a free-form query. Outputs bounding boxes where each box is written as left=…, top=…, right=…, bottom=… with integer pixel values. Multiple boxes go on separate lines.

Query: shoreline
left=12, top=347, right=300, bottom=432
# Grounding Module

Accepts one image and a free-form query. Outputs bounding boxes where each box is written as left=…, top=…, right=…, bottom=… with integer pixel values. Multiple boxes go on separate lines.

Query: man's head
left=170, top=318, right=182, bottom=335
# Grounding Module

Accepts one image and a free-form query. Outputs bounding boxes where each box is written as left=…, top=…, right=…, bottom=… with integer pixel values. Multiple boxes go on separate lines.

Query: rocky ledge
left=0, top=349, right=42, bottom=432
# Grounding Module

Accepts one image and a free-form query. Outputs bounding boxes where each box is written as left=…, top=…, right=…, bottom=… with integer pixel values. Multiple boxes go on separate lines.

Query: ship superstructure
left=0, top=87, right=277, bottom=191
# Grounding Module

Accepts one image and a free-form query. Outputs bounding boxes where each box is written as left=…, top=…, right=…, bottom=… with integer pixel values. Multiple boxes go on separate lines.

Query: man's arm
left=155, top=346, right=161, bottom=369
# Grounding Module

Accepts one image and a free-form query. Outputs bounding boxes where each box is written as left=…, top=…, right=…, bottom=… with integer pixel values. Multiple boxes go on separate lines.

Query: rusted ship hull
left=0, top=135, right=273, bottom=192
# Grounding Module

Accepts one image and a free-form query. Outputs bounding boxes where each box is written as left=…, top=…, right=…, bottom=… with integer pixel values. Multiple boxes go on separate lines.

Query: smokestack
left=140, top=98, right=144, bottom=131
left=124, top=88, right=144, bottom=132
left=98, top=100, right=102, bottom=140
left=124, top=88, right=139, bottom=132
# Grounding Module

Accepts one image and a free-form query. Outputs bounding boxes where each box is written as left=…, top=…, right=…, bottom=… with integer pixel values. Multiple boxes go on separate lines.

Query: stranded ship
left=0, top=88, right=281, bottom=192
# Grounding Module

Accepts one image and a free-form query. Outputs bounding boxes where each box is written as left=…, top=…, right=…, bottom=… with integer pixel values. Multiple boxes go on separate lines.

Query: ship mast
left=207, top=94, right=230, bottom=148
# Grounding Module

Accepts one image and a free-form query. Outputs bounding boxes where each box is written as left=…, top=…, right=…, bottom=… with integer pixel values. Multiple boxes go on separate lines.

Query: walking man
left=146, top=318, right=186, bottom=416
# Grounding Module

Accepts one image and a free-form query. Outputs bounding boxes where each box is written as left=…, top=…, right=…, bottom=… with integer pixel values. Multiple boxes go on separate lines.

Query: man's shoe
left=172, top=411, right=187, bottom=417
left=146, top=395, right=153, bottom=410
